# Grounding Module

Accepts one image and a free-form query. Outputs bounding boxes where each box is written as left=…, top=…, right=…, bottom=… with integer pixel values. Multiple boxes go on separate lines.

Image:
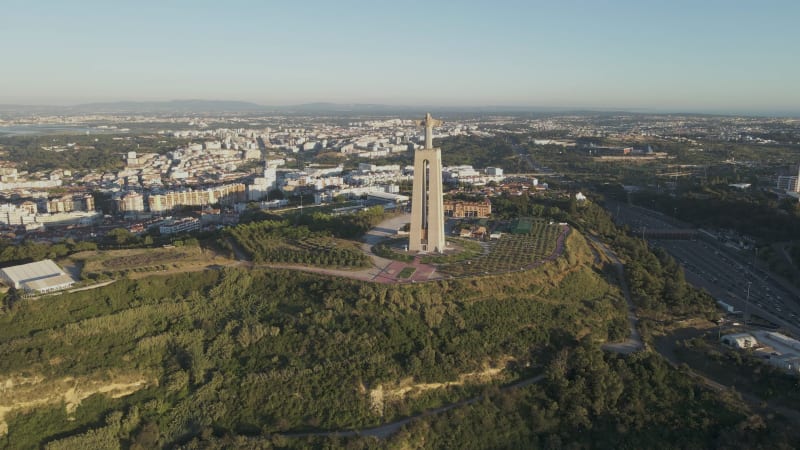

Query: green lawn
left=397, top=267, right=417, bottom=278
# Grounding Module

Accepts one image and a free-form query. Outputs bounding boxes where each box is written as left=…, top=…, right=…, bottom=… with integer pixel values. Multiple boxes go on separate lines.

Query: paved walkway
left=241, top=214, right=444, bottom=284
left=360, top=214, right=442, bottom=283
left=228, top=215, right=573, bottom=286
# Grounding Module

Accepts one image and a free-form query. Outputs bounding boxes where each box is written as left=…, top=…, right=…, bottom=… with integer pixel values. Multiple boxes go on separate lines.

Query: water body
left=0, top=124, right=126, bottom=136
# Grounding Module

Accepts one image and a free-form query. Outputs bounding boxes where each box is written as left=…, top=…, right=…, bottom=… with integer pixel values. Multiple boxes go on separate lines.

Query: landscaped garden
left=437, top=220, right=566, bottom=277
left=227, top=219, right=370, bottom=268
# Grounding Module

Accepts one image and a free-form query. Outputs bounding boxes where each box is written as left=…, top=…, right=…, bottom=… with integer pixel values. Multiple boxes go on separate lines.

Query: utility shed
left=0, top=259, right=75, bottom=293
left=721, top=333, right=758, bottom=349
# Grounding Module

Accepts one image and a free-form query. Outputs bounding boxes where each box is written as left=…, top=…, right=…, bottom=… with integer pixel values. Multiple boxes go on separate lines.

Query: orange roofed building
left=443, top=198, right=491, bottom=218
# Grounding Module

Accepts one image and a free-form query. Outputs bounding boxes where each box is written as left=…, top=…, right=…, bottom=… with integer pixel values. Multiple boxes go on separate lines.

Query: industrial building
left=366, top=191, right=409, bottom=206
left=721, top=333, right=757, bottom=349
left=722, top=331, right=800, bottom=375
left=0, top=259, right=75, bottom=294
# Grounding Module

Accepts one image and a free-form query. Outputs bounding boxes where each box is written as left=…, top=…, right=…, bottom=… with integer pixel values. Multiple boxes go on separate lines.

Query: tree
left=107, top=228, right=133, bottom=246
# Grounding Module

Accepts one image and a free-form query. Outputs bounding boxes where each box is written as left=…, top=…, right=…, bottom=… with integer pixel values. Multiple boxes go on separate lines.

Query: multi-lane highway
left=606, top=201, right=800, bottom=336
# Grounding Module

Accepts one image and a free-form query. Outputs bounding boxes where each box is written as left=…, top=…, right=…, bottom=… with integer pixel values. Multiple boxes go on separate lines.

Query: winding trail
left=280, top=374, right=546, bottom=440
left=277, top=233, right=639, bottom=441
left=588, top=235, right=645, bottom=354
left=588, top=234, right=800, bottom=423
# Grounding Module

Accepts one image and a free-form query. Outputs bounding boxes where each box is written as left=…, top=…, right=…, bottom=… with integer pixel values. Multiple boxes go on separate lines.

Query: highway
left=606, top=201, right=800, bottom=336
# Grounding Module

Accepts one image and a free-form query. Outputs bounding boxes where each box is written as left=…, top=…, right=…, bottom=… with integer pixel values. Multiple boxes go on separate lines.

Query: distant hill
left=1, top=100, right=795, bottom=118
left=0, top=100, right=271, bottom=116
left=279, top=102, right=415, bottom=113
left=68, top=99, right=269, bottom=114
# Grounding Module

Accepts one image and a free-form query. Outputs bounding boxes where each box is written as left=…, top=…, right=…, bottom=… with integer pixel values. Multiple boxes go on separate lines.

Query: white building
left=777, top=176, right=797, bottom=192
left=118, top=192, right=146, bottom=213
left=753, top=331, right=800, bottom=354
left=0, top=203, right=38, bottom=226
left=721, top=333, right=757, bottom=349
left=159, top=217, right=201, bottom=235
left=0, top=259, right=75, bottom=293
left=0, top=179, right=62, bottom=191
left=367, top=191, right=409, bottom=205
left=444, top=165, right=480, bottom=182
left=126, top=151, right=138, bottom=166
left=248, top=165, right=278, bottom=201
left=769, top=354, right=800, bottom=374
left=486, top=167, right=503, bottom=176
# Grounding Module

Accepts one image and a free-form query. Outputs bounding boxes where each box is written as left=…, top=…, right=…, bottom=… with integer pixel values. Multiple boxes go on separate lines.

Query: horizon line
left=0, top=99, right=798, bottom=119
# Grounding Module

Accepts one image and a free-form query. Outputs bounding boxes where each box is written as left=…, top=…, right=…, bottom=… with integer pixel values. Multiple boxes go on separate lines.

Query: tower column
left=409, top=113, right=446, bottom=253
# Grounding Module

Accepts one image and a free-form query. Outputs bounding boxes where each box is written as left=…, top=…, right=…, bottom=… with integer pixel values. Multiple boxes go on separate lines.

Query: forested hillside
left=0, top=200, right=792, bottom=449
left=0, top=231, right=628, bottom=448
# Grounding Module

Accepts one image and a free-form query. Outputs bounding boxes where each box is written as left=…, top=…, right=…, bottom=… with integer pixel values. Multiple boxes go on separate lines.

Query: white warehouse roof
left=367, top=191, right=409, bottom=202
left=0, top=259, right=75, bottom=293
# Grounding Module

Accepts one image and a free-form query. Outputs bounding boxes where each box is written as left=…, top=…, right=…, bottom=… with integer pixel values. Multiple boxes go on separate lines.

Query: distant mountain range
left=68, top=99, right=269, bottom=113
left=0, top=100, right=644, bottom=116
left=0, top=100, right=796, bottom=118
left=0, top=100, right=267, bottom=115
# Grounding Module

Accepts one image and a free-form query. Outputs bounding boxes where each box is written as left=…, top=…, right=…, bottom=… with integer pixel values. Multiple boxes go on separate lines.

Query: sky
left=1, top=0, right=799, bottom=114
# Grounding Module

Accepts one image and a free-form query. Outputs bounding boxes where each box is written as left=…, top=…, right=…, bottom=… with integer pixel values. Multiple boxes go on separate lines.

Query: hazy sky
left=2, top=0, right=799, bottom=114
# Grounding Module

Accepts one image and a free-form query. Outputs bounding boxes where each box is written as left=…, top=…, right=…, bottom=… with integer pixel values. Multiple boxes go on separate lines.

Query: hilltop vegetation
left=0, top=134, right=184, bottom=172
left=225, top=207, right=386, bottom=268
left=439, top=136, right=519, bottom=170
left=0, top=194, right=786, bottom=448
left=0, top=224, right=630, bottom=448
left=227, top=220, right=369, bottom=268
left=375, top=345, right=790, bottom=449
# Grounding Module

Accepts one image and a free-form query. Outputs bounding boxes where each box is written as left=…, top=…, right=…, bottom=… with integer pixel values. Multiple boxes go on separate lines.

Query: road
left=588, top=235, right=644, bottom=354
left=606, top=201, right=800, bottom=336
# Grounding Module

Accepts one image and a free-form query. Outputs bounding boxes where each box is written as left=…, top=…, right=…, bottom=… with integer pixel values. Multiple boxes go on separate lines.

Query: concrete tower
left=796, top=163, right=800, bottom=193
left=409, top=113, right=446, bottom=253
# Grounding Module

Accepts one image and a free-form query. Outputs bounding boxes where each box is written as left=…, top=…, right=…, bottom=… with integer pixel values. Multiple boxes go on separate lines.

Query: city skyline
left=2, top=0, right=799, bottom=115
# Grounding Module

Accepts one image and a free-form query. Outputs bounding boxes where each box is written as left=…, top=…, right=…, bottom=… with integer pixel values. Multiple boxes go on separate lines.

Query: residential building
left=159, top=217, right=201, bottom=235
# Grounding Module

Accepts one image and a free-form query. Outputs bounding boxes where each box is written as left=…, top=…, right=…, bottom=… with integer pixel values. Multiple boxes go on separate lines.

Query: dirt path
left=281, top=374, right=546, bottom=440
left=590, top=236, right=800, bottom=423
left=587, top=235, right=644, bottom=354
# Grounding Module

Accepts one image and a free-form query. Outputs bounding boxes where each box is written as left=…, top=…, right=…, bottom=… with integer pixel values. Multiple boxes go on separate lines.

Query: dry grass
left=66, top=245, right=236, bottom=279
